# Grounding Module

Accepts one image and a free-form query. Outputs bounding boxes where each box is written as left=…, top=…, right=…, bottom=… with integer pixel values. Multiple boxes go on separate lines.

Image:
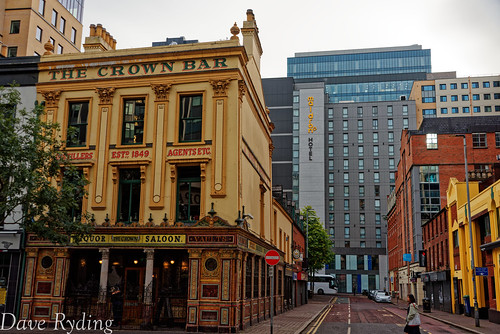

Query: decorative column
left=149, top=84, right=171, bottom=209
left=40, top=90, right=61, bottom=124
left=20, top=248, right=39, bottom=320
left=187, top=249, right=202, bottom=332
left=98, top=249, right=110, bottom=305
left=210, top=79, right=231, bottom=197
left=142, top=249, right=155, bottom=326
left=92, top=87, right=115, bottom=209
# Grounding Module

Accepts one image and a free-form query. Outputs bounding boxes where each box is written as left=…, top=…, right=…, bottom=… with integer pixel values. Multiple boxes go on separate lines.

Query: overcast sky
left=82, top=0, right=500, bottom=79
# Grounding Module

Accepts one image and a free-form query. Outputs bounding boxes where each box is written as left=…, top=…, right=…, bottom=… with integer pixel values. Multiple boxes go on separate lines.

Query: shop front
left=21, top=224, right=285, bottom=332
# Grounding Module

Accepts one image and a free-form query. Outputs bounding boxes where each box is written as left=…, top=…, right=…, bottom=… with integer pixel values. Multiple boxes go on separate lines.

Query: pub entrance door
left=123, top=267, right=145, bottom=322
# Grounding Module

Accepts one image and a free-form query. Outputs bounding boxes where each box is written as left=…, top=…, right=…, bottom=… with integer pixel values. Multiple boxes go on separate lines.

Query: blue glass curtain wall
left=288, top=50, right=431, bottom=79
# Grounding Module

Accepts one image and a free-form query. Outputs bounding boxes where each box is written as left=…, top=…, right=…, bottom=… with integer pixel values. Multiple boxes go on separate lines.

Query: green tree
left=302, top=206, right=334, bottom=273
left=0, top=86, right=92, bottom=244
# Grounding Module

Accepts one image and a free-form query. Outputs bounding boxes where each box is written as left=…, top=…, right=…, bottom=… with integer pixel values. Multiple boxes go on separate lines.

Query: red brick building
left=387, top=116, right=500, bottom=306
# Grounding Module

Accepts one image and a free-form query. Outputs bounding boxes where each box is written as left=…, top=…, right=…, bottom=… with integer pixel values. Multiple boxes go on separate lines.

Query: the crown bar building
left=20, top=10, right=306, bottom=332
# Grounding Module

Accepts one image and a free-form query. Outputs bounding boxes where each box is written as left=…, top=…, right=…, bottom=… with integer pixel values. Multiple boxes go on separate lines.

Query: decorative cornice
left=210, top=79, right=231, bottom=97
left=41, top=90, right=61, bottom=108
left=151, top=83, right=172, bottom=101
left=95, top=87, right=115, bottom=104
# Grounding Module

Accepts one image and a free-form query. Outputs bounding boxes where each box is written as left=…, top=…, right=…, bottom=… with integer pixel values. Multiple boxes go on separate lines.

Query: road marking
left=305, top=297, right=336, bottom=334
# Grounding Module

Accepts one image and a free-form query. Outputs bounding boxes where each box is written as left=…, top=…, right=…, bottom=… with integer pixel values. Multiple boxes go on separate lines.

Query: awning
left=480, top=239, right=500, bottom=251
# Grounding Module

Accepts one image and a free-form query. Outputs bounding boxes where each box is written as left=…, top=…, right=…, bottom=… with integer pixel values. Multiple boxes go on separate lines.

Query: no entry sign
left=265, top=250, right=280, bottom=266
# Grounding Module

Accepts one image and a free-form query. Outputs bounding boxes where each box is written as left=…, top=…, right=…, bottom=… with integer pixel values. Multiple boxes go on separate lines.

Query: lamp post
left=456, top=134, right=480, bottom=327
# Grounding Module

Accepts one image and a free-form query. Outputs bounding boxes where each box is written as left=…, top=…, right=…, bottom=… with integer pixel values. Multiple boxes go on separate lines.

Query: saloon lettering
left=48, top=58, right=228, bottom=81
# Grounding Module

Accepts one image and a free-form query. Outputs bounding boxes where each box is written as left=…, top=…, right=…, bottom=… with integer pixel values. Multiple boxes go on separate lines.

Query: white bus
left=308, top=274, right=338, bottom=295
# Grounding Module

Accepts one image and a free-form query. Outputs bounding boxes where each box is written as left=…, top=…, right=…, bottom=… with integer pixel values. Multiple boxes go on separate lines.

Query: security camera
left=243, top=213, right=254, bottom=220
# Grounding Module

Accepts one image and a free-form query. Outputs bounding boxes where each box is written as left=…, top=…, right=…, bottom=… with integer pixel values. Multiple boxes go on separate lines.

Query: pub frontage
left=19, top=10, right=307, bottom=332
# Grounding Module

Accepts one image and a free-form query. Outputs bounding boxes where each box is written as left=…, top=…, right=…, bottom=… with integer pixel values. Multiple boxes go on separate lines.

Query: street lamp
left=455, top=134, right=480, bottom=327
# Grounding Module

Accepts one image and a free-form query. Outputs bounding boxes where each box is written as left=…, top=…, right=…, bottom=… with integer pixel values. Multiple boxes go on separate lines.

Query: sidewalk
left=11, top=295, right=332, bottom=334
left=241, top=294, right=333, bottom=334
left=389, top=299, right=500, bottom=334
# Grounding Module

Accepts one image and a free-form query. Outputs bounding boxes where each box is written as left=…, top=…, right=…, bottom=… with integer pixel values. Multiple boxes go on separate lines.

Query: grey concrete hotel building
left=264, top=45, right=432, bottom=293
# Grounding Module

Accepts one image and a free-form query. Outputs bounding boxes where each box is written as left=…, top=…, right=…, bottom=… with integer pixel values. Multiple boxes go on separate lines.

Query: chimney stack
left=241, top=9, right=263, bottom=71
left=83, top=24, right=117, bottom=52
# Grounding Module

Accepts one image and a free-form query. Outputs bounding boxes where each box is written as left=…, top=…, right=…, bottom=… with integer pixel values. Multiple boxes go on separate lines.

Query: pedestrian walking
left=404, top=294, right=421, bottom=334
left=110, top=285, right=123, bottom=328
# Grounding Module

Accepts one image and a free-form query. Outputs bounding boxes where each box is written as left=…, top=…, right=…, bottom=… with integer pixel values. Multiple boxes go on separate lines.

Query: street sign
left=269, top=267, right=274, bottom=277
left=265, top=250, right=280, bottom=266
left=475, top=267, right=488, bottom=276
left=403, top=253, right=412, bottom=262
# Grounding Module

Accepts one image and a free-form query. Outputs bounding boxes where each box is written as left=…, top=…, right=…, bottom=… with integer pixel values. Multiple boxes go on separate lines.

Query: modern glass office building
left=265, top=45, right=432, bottom=293
left=287, top=45, right=431, bottom=102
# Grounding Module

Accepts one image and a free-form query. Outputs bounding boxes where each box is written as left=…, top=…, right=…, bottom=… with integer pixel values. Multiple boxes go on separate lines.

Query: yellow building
left=447, top=177, right=500, bottom=324
left=21, top=10, right=303, bottom=332
left=0, top=0, right=84, bottom=57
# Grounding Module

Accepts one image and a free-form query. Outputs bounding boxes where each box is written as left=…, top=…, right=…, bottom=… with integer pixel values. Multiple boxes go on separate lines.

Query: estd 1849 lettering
left=111, top=150, right=150, bottom=159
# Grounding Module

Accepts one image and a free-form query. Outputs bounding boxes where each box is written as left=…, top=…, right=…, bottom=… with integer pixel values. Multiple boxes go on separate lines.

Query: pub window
left=261, top=260, right=266, bottom=297
left=253, top=257, right=259, bottom=298
left=122, top=98, right=145, bottom=145
left=67, top=101, right=89, bottom=147
left=117, top=168, right=141, bottom=224
left=176, top=166, right=201, bottom=223
left=245, top=258, right=252, bottom=299
left=278, top=270, right=282, bottom=295
left=179, top=94, right=203, bottom=142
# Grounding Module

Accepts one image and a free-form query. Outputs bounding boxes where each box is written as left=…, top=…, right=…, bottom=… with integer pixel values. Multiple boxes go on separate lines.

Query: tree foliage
left=302, top=206, right=334, bottom=273
left=0, top=86, right=92, bottom=244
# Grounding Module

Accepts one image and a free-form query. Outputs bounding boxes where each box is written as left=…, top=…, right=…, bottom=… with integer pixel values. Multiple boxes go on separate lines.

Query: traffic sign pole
left=270, top=273, right=274, bottom=334
left=265, top=250, right=280, bottom=334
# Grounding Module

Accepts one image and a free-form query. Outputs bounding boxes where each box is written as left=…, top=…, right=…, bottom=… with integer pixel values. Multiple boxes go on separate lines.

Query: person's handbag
left=407, top=303, right=421, bottom=326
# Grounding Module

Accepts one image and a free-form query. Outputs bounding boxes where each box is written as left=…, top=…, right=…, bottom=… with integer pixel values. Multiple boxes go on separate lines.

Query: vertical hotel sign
left=307, top=97, right=317, bottom=160
left=298, top=86, right=325, bottom=226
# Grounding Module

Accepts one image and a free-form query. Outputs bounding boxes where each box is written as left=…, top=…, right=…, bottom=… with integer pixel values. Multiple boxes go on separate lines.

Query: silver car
left=374, top=291, right=391, bottom=303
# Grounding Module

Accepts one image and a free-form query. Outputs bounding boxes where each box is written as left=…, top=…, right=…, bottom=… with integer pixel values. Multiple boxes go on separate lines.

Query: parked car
left=368, top=290, right=379, bottom=300
left=374, top=291, right=391, bottom=303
